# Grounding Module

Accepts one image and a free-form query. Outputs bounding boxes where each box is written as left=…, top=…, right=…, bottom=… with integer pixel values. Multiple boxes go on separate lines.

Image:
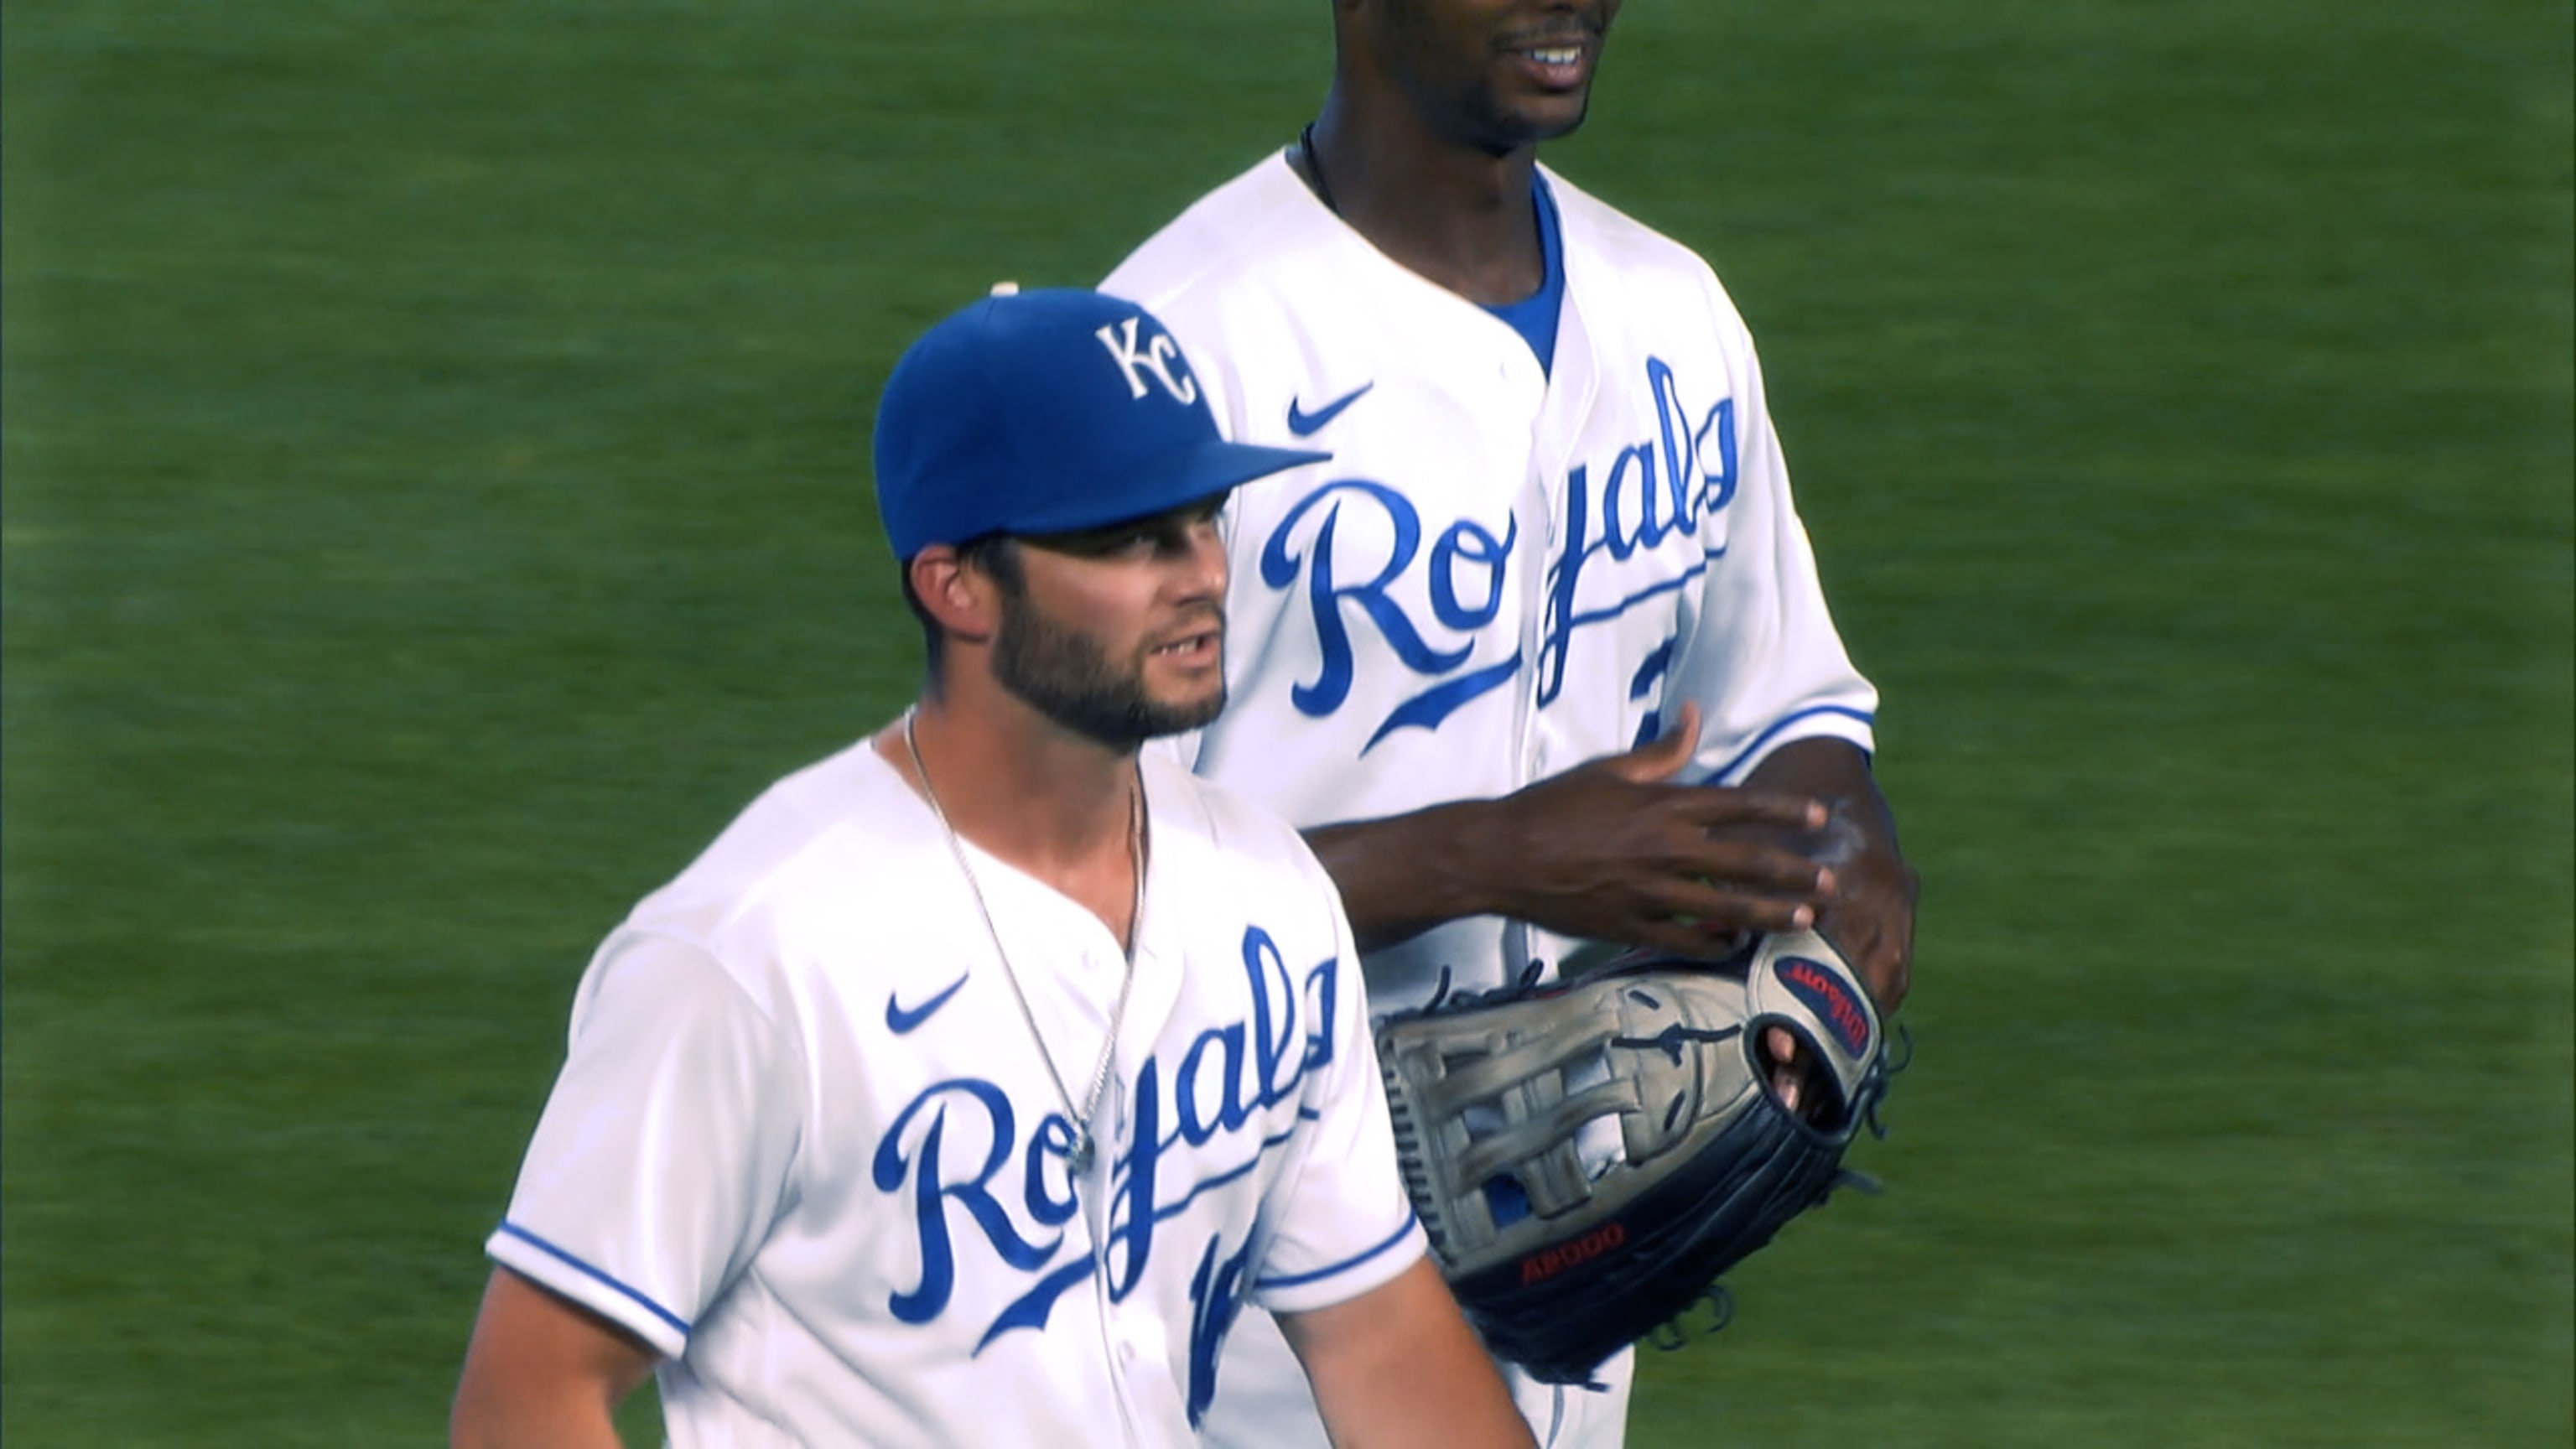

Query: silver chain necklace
left=903, top=710, right=1141, bottom=1175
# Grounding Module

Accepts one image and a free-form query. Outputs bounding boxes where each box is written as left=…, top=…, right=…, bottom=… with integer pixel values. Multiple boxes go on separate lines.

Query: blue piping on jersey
left=495, top=1221, right=693, bottom=1338
left=1701, top=704, right=1877, bottom=784
left=1551, top=546, right=1727, bottom=636
left=1253, top=1208, right=1423, bottom=1292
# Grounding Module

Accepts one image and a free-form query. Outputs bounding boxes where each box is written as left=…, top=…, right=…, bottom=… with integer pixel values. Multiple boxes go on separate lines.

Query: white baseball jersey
left=1105, top=153, right=1881, bottom=1448
left=486, top=736, right=1425, bottom=1448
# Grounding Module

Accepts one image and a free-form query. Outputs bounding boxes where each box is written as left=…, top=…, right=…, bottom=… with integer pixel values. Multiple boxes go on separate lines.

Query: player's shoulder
left=1544, top=164, right=1754, bottom=332
left=1543, top=166, right=1719, bottom=279
left=1104, top=152, right=1339, bottom=316
left=619, top=738, right=912, bottom=948
left=564, top=739, right=906, bottom=1026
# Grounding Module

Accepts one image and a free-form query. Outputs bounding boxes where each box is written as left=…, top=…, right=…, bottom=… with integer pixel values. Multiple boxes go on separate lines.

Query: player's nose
left=1171, top=520, right=1228, bottom=600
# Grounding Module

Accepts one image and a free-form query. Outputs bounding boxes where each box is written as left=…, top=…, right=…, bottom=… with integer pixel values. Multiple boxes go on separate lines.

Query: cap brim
left=1005, top=438, right=1331, bottom=539
left=1183, top=438, right=1333, bottom=494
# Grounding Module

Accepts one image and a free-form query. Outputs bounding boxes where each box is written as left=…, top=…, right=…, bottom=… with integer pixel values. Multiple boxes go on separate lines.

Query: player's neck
left=880, top=689, right=1145, bottom=937
left=1302, top=104, right=1545, bottom=306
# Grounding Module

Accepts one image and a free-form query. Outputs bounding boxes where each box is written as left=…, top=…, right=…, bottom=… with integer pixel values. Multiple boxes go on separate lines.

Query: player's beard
left=990, top=593, right=1224, bottom=749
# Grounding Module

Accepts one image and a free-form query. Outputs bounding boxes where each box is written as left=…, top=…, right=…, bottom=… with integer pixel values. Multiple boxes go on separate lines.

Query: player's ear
left=907, top=545, right=1002, bottom=645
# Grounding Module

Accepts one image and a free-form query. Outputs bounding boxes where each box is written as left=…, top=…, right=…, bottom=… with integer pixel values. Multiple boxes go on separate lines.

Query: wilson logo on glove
left=1776, top=955, right=1873, bottom=1058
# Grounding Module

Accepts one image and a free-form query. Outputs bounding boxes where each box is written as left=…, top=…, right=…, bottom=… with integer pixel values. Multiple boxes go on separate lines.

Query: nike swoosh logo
left=1286, top=382, right=1374, bottom=437
left=885, top=974, right=968, bottom=1034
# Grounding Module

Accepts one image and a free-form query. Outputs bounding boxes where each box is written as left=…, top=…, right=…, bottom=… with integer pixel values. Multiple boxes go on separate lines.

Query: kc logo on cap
left=1093, top=317, right=1201, bottom=406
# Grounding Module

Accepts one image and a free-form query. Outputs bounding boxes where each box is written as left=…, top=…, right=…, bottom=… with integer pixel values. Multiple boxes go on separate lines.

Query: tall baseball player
left=1104, top=2, right=1920, bottom=1446
left=449, top=288, right=1535, bottom=1449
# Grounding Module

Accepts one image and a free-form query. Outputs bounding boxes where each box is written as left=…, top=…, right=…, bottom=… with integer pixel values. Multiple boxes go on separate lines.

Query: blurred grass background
left=4, top=1, right=2568, bottom=1445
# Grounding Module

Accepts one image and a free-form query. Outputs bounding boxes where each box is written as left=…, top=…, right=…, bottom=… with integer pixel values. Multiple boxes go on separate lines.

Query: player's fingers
left=1576, top=897, right=1766, bottom=960
left=1594, top=701, right=1701, bottom=785
left=1763, top=1026, right=1801, bottom=1070
left=1761, top=1026, right=1830, bottom=1123
left=1611, top=921, right=1758, bottom=962
left=1616, top=880, right=1819, bottom=954
left=1762, top=1026, right=1803, bottom=1111
left=1667, top=787, right=1829, bottom=834
left=1667, top=837, right=1838, bottom=899
left=1658, top=873, right=1822, bottom=924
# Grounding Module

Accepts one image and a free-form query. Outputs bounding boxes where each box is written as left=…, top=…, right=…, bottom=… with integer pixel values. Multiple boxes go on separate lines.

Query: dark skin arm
left=1740, top=733, right=1916, bottom=1012
left=1306, top=702, right=1916, bottom=1013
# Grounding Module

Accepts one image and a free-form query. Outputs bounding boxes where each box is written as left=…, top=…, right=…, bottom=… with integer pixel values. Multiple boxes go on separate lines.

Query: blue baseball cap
left=872, top=287, right=1328, bottom=558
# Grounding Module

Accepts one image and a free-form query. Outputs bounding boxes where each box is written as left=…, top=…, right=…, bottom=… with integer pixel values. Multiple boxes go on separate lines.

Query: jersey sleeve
left=1676, top=301, right=1881, bottom=785
left=484, top=931, right=805, bottom=1358
left=1244, top=865, right=1428, bottom=1315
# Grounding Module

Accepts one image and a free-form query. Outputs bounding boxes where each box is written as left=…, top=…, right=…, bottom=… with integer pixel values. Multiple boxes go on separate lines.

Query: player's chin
left=1495, top=80, right=1594, bottom=140
left=1138, top=669, right=1226, bottom=733
left=1173, top=681, right=1227, bottom=730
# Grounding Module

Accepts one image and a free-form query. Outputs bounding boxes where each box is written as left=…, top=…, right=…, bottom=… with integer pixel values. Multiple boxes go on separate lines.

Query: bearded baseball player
left=449, top=288, right=1535, bottom=1449
left=1104, top=2, right=1920, bottom=1445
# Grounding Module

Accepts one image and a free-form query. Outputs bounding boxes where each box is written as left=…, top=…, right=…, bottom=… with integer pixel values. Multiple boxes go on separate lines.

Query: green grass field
left=7, top=2, right=2569, bottom=1444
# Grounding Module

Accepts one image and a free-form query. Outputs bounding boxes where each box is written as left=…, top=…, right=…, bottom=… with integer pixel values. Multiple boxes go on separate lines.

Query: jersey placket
left=1513, top=278, right=1604, bottom=980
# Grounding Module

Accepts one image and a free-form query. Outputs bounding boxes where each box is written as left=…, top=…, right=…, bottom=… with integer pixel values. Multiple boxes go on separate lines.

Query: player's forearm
left=1278, top=1259, right=1537, bottom=1449
left=450, top=1348, right=632, bottom=1449
left=450, top=1270, right=657, bottom=1449
left=1740, top=736, right=1899, bottom=853
left=1305, top=799, right=1516, bottom=952
left=450, top=1396, right=627, bottom=1449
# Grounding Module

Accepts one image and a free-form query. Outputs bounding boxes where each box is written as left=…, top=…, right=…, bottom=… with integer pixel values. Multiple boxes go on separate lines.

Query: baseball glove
left=1374, top=929, right=1893, bottom=1385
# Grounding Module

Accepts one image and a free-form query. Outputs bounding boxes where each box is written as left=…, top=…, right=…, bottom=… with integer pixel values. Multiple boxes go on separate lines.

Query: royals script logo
left=1254, top=356, right=1738, bottom=751
left=870, top=925, right=1339, bottom=1426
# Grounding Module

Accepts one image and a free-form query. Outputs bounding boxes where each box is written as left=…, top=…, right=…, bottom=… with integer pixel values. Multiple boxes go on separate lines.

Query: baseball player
left=1103, top=3, right=1919, bottom=1445
left=449, top=288, right=1535, bottom=1449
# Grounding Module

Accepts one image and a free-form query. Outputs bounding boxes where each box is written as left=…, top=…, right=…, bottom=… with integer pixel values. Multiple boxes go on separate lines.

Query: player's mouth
left=1501, top=19, right=1603, bottom=91
left=1148, top=625, right=1223, bottom=669
left=1508, top=40, right=1594, bottom=91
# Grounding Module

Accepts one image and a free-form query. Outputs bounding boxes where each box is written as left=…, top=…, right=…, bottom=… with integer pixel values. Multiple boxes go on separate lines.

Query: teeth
left=1533, top=46, right=1580, bottom=64
left=1154, top=626, right=1220, bottom=656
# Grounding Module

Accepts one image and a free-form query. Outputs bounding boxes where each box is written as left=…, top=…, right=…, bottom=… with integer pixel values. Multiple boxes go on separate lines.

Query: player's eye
left=1023, top=522, right=1147, bottom=558
left=1025, top=495, right=1226, bottom=559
